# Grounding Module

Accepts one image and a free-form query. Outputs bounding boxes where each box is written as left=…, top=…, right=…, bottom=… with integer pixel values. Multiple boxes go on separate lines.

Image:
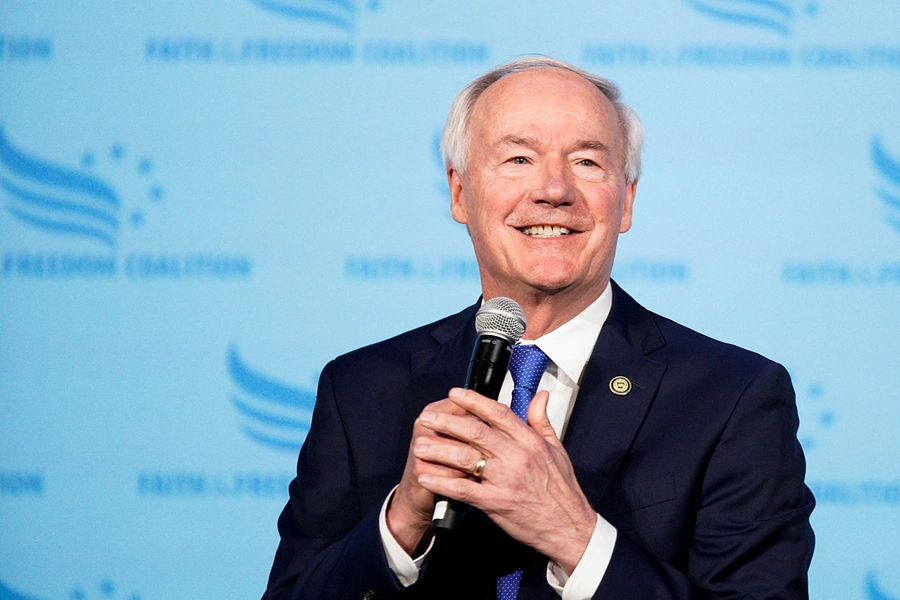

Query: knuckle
left=484, top=400, right=508, bottom=421
left=469, top=422, right=492, bottom=445
left=452, top=480, right=473, bottom=502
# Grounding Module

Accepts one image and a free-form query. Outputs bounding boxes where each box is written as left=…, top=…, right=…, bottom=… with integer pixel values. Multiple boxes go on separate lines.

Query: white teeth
left=521, top=225, right=571, bottom=237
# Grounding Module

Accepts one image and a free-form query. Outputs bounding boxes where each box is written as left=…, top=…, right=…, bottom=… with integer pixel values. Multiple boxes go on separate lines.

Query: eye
left=509, top=156, right=529, bottom=165
left=576, top=158, right=598, bottom=167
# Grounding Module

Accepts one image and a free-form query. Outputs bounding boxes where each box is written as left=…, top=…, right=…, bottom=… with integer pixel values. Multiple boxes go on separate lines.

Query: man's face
left=449, top=68, right=636, bottom=303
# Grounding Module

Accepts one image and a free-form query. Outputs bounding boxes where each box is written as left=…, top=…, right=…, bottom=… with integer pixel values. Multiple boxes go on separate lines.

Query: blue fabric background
left=1, top=1, right=898, bottom=598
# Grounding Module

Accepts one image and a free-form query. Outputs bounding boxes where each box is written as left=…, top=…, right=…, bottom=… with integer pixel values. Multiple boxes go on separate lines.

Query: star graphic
left=138, top=157, right=153, bottom=174
left=150, top=185, right=163, bottom=201
left=110, top=144, right=125, bottom=161
left=131, top=211, right=144, bottom=226
left=100, top=580, right=115, bottom=596
left=70, top=590, right=85, bottom=600
left=81, top=152, right=95, bottom=168
left=804, top=3, right=819, bottom=17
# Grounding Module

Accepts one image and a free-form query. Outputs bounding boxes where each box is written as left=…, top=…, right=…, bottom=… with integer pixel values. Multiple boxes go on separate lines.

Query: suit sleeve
left=262, top=360, right=405, bottom=600
left=594, top=362, right=815, bottom=600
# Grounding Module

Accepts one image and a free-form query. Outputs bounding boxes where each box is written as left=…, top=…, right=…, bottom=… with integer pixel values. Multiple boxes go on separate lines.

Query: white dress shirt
left=379, top=283, right=618, bottom=599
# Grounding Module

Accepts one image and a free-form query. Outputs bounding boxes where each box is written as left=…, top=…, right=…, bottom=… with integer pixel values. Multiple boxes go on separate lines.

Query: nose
left=530, top=156, right=575, bottom=206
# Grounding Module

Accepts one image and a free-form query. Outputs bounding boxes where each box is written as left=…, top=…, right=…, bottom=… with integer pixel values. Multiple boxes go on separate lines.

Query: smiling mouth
left=519, top=225, right=573, bottom=238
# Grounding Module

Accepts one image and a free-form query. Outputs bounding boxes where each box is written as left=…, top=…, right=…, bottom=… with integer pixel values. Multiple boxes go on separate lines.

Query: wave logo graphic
left=867, top=572, right=897, bottom=600
left=0, top=579, right=37, bottom=600
left=683, top=0, right=799, bottom=36
left=872, top=137, right=900, bottom=234
left=0, top=127, right=121, bottom=247
left=247, top=0, right=369, bottom=31
left=228, top=346, right=316, bottom=453
left=0, top=578, right=142, bottom=600
left=0, top=127, right=163, bottom=248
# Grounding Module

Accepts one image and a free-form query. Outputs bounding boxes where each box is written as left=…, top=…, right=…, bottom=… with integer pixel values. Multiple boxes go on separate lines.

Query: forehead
left=468, top=68, right=621, bottom=148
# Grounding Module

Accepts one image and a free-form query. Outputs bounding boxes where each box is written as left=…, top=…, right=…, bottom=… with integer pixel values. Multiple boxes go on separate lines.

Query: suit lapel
left=390, top=303, right=479, bottom=484
left=562, top=282, right=667, bottom=509
left=407, top=302, right=479, bottom=408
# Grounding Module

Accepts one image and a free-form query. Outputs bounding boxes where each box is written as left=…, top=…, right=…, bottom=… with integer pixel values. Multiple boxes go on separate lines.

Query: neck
left=484, top=279, right=609, bottom=340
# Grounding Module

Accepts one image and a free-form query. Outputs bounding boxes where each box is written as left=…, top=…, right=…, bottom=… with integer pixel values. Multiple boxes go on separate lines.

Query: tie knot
left=509, top=344, right=549, bottom=394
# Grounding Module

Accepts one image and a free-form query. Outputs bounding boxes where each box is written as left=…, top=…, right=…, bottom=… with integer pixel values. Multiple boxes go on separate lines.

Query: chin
left=524, top=260, right=579, bottom=285
left=520, top=272, right=581, bottom=294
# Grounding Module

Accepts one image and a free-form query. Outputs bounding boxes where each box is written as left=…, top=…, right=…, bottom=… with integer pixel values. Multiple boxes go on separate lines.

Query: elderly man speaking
left=262, top=57, right=815, bottom=600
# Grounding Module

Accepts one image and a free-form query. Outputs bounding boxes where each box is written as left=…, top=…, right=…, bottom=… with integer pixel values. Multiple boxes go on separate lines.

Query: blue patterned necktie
left=497, top=344, right=550, bottom=600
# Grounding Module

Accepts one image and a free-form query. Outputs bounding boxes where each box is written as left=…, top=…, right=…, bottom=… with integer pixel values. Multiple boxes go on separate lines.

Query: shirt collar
left=522, top=282, right=612, bottom=386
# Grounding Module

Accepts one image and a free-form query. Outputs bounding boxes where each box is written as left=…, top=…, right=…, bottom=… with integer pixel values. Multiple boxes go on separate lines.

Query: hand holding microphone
left=430, top=297, right=526, bottom=534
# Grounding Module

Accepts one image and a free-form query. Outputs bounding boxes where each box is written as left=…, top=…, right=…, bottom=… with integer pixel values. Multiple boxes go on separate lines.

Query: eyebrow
left=498, top=135, right=612, bottom=155
left=573, top=139, right=612, bottom=154
left=499, top=135, right=536, bottom=148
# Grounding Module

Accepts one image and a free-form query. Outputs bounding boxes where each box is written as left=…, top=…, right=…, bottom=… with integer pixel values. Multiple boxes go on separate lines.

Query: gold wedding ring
left=473, top=455, right=487, bottom=478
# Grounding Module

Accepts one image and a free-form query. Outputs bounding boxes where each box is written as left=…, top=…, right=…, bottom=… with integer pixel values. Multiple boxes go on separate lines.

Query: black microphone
left=431, top=297, right=526, bottom=534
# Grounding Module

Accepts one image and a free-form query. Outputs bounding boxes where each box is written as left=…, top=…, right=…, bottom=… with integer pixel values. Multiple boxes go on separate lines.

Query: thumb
left=526, top=390, right=559, bottom=444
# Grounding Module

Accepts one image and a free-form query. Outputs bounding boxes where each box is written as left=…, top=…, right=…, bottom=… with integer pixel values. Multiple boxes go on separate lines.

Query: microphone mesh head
left=475, top=297, right=526, bottom=343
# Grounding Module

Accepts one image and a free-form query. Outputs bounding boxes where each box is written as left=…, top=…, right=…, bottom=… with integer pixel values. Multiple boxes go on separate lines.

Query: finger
left=416, top=395, right=484, bottom=433
left=420, top=397, right=471, bottom=419
left=410, top=444, right=472, bottom=479
left=418, top=405, right=504, bottom=454
left=415, top=414, right=486, bottom=447
left=418, top=472, right=485, bottom=506
left=526, top=390, right=560, bottom=444
left=413, top=437, right=485, bottom=476
left=414, top=458, right=470, bottom=479
left=445, top=387, right=527, bottom=437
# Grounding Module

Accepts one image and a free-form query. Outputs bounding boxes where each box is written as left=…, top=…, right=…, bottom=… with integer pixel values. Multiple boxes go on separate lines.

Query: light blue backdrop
left=1, top=1, right=899, bottom=599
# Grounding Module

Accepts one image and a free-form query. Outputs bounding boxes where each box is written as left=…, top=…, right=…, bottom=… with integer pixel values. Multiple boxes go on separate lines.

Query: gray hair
left=440, top=56, right=643, bottom=184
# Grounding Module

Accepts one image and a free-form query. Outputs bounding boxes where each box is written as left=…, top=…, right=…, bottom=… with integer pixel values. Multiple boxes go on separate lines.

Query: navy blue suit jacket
left=263, top=282, right=815, bottom=600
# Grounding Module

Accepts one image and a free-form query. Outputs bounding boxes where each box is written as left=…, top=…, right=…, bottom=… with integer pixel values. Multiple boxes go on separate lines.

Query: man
left=263, top=57, right=815, bottom=600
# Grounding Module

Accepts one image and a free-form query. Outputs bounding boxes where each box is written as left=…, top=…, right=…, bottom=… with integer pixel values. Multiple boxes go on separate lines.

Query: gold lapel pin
left=609, top=376, right=632, bottom=396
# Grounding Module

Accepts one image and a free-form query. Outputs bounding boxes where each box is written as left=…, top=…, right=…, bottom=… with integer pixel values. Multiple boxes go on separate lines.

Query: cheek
left=466, top=195, right=503, bottom=232
left=588, top=186, right=628, bottom=224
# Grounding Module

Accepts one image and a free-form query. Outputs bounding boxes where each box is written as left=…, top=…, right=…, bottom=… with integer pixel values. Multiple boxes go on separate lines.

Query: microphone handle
left=431, top=334, right=512, bottom=534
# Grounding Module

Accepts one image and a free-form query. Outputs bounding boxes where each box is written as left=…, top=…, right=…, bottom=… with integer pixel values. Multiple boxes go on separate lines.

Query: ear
left=619, top=180, right=637, bottom=234
left=448, top=168, right=468, bottom=225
